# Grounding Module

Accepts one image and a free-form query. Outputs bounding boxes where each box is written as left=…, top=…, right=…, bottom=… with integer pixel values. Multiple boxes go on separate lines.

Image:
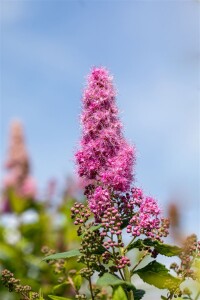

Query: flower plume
left=76, top=67, right=135, bottom=193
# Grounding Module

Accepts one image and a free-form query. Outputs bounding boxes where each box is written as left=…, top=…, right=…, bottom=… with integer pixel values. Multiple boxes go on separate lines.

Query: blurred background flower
left=3, top=120, right=37, bottom=198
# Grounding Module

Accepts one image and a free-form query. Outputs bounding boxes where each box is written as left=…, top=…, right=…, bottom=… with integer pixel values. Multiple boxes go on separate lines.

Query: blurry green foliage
left=0, top=191, right=83, bottom=300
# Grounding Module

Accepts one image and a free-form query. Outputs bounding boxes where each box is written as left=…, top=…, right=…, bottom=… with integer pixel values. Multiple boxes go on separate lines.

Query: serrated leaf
left=156, top=244, right=182, bottom=256
left=96, top=273, right=134, bottom=290
left=42, top=249, right=80, bottom=261
left=133, top=261, right=181, bottom=291
left=48, top=296, right=72, bottom=300
left=127, top=239, right=182, bottom=257
left=112, top=286, right=128, bottom=300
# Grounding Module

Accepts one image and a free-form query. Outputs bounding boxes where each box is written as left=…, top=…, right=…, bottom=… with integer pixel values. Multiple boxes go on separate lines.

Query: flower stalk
left=118, top=235, right=134, bottom=300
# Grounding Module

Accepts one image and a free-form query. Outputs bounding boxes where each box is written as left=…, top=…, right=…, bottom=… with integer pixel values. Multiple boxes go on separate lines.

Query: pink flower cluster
left=75, top=67, right=135, bottom=193
left=88, top=186, right=111, bottom=219
left=128, top=197, right=160, bottom=237
left=126, top=188, right=169, bottom=240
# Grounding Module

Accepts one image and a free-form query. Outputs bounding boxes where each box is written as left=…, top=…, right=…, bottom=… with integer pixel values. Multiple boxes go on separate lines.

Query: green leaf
left=97, top=273, right=125, bottom=286
left=133, top=261, right=181, bottom=291
left=112, top=286, right=128, bottom=300
left=81, top=224, right=102, bottom=237
left=38, top=289, right=45, bottom=300
left=96, top=273, right=134, bottom=290
left=127, top=239, right=182, bottom=257
left=144, top=239, right=182, bottom=257
left=89, top=224, right=102, bottom=231
left=52, top=282, right=70, bottom=294
left=73, top=274, right=82, bottom=291
left=48, top=296, right=72, bottom=300
left=92, top=244, right=106, bottom=255
left=88, top=224, right=102, bottom=232
left=127, top=239, right=144, bottom=251
left=134, top=289, right=145, bottom=300
left=42, top=249, right=80, bottom=261
left=156, top=243, right=182, bottom=256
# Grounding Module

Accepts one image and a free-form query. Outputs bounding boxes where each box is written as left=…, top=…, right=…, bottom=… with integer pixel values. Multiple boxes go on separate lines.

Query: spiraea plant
left=1, top=68, right=200, bottom=300
left=42, top=68, right=200, bottom=300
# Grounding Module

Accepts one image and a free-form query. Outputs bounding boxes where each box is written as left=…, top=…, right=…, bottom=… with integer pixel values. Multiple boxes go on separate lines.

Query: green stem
left=88, top=276, right=94, bottom=300
left=118, top=236, right=134, bottom=300
left=123, top=265, right=134, bottom=300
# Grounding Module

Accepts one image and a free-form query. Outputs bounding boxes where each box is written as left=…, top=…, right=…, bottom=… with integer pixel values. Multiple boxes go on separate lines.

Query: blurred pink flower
left=20, top=176, right=37, bottom=199
left=3, top=120, right=37, bottom=201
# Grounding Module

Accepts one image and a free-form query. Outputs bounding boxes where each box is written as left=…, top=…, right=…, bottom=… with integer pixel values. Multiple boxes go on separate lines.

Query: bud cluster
left=170, top=234, right=200, bottom=285
left=78, top=230, right=105, bottom=278
left=71, top=202, right=91, bottom=227
left=92, top=286, right=112, bottom=300
left=1, top=269, right=39, bottom=299
left=101, top=207, right=122, bottom=241
left=116, top=256, right=131, bottom=269
left=178, top=234, right=200, bottom=280
left=41, top=246, right=56, bottom=268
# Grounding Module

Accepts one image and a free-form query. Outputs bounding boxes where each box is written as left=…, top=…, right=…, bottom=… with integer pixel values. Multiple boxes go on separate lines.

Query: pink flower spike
left=75, top=67, right=135, bottom=192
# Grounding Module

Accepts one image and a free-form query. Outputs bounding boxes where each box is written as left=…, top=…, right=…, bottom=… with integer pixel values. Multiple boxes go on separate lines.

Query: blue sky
left=1, top=0, right=199, bottom=234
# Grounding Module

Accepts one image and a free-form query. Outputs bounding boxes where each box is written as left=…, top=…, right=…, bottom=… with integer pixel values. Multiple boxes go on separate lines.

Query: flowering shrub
left=1, top=68, right=200, bottom=300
